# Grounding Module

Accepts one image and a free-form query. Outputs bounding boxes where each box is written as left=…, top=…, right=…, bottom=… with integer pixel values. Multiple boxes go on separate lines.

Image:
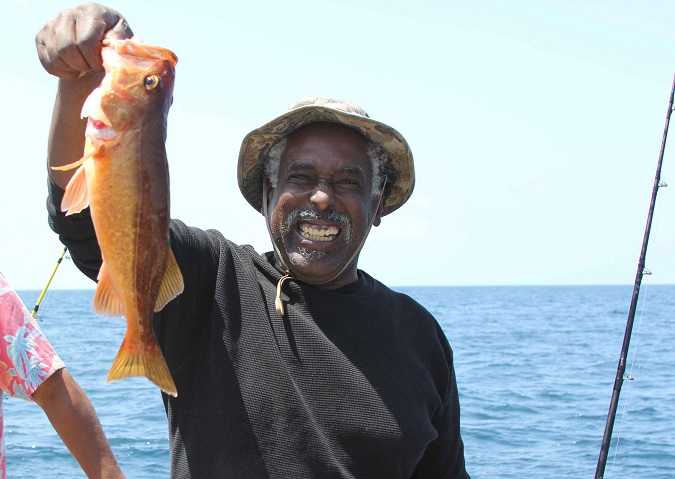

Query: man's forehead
left=274, top=122, right=373, bottom=177
left=286, top=121, right=368, bottom=144
left=283, top=124, right=368, bottom=157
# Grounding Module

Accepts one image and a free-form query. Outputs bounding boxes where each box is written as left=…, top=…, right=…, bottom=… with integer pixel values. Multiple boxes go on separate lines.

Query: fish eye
left=144, top=75, right=162, bottom=91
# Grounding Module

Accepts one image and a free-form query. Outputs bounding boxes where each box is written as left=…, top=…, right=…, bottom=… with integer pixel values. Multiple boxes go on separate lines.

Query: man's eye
left=288, top=174, right=313, bottom=182
left=336, top=179, right=361, bottom=189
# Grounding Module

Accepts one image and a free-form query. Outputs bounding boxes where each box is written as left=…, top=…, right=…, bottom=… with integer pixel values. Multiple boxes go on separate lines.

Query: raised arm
left=35, top=3, right=133, bottom=189
left=32, top=368, right=125, bottom=479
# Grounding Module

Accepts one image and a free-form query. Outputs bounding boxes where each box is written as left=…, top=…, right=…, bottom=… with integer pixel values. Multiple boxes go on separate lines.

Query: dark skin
left=266, top=122, right=384, bottom=289
left=32, top=368, right=125, bottom=478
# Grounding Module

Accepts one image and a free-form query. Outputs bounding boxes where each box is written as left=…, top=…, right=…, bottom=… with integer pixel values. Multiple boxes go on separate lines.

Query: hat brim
left=237, top=105, right=415, bottom=216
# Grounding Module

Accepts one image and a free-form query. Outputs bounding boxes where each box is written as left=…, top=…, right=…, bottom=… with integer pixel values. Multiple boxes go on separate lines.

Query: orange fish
left=53, top=35, right=183, bottom=396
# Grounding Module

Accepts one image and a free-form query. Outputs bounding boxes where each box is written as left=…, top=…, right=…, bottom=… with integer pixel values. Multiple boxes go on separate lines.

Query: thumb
left=102, top=10, right=134, bottom=41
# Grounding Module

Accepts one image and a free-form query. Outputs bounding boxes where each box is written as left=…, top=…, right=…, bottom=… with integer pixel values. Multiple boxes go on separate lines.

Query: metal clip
left=643, top=268, right=652, bottom=275
left=659, top=181, right=668, bottom=187
left=624, top=374, right=634, bottom=381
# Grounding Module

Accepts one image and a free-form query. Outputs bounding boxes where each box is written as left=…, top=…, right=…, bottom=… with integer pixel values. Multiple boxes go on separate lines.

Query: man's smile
left=298, top=223, right=340, bottom=242
left=284, top=209, right=351, bottom=249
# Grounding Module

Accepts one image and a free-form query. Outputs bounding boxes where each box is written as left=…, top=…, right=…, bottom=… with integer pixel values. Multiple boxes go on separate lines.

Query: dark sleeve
left=48, top=176, right=224, bottom=375
left=412, top=337, right=471, bottom=479
left=47, top=178, right=102, bottom=283
left=153, top=219, right=220, bottom=371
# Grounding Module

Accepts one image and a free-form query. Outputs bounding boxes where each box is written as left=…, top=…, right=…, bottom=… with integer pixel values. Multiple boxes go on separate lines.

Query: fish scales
left=53, top=35, right=182, bottom=396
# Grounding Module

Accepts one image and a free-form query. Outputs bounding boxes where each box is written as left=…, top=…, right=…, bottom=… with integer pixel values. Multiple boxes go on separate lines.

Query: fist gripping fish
left=54, top=36, right=183, bottom=396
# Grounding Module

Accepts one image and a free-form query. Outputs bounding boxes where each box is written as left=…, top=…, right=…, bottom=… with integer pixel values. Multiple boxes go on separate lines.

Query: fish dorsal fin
left=94, top=263, right=125, bottom=317
left=59, top=158, right=92, bottom=215
left=154, top=250, right=184, bottom=312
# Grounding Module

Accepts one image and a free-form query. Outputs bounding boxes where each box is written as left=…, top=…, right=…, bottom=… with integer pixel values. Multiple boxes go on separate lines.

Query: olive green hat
left=237, top=96, right=415, bottom=216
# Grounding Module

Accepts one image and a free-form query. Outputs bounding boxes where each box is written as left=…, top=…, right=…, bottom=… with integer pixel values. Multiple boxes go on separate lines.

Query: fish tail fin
left=154, top=250, right=184, bottom=312
left=59, top=158, right=91, bottom=215
left=93, top=263, right=125, bottom=316
left=106, top=335, right=177, bottom=397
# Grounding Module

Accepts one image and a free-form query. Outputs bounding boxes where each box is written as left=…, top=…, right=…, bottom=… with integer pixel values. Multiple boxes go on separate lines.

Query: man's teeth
left=299, top=224, right=339, bottom=242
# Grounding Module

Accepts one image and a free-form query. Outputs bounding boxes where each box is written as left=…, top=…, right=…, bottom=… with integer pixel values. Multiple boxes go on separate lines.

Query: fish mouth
left=86, top=118, right=120, bottom=142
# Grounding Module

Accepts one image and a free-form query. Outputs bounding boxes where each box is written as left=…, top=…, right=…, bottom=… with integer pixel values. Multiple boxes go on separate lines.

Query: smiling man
left=36, top=4, right=470, bottom=478
left=263, top=122, right=385, bottom=290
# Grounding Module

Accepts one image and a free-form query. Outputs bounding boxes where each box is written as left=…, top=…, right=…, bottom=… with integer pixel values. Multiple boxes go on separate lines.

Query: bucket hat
left=237, top=96, right=415, bottom=216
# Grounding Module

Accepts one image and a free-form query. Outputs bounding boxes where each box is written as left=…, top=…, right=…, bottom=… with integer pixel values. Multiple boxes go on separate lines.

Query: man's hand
left=36, top=3, right=134, bottom=189
left=35, top=2, right=133, bottom=79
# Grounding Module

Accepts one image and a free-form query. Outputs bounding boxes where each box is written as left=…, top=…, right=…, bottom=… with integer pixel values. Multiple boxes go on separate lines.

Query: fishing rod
left=594, top=73, right=675, bottom=479
left=30, top=246, right=68, bottom=318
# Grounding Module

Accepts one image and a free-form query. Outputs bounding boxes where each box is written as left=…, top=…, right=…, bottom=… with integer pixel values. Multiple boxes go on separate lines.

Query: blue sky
left=3, top=0, right=675, bottom=290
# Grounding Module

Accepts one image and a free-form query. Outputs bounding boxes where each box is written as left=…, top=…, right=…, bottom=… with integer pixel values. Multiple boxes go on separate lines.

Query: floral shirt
left=0, top=273, right=65, bottom=479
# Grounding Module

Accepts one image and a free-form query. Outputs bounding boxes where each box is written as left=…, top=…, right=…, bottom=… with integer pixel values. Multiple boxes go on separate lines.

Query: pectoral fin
left=59, top=160, right=91, bottom=215
left=51, top=155, right=87, bottom=173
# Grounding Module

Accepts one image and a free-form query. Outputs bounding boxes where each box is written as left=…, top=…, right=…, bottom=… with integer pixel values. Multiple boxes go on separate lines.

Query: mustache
left=284, top=209, right=351, bottom=240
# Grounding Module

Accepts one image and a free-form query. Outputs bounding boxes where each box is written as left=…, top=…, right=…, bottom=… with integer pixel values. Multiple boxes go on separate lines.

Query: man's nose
left=309, top=181, right=335, bottom=210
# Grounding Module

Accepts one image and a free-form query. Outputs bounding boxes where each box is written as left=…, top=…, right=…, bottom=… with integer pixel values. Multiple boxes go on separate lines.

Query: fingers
left=103, top=10, right=134, bottom=41
left=35, top=3, right=133, bottom=79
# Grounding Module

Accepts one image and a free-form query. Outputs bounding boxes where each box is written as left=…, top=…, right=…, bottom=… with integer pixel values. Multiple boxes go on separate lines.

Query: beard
left=281, top=209, right=352, bottom=267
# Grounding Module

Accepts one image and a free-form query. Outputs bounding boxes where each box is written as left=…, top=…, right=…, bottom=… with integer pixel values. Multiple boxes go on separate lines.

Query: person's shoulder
left=169, top=220, right=240, bottom=252
left=168, top=220, right=268, bottom=268
left=170, top=218, right=221, bottom=240
left=362, top=272, right=435, bottom=317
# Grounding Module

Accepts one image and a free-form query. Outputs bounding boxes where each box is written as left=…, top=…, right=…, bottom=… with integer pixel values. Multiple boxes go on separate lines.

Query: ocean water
left=10, top=285, right=675, bottom=478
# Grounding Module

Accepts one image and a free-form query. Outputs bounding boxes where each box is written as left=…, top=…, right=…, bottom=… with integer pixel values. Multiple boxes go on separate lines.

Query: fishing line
left=627, top=270, right=650, bottom=378
left=609, top=182, right=669, bottom=475
left=606, top=147, right=670, bottom=477
left=607, top=281, right=649, bottom=476
left=31, top=246, right=69, bottom=321
left=34, top=288, right=54, bottom=322
left=595, top=74, right=675, bottom=479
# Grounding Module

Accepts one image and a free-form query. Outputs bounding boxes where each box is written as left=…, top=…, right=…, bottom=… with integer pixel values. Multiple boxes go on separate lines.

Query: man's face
left=266, top=122, right=383, bottom=289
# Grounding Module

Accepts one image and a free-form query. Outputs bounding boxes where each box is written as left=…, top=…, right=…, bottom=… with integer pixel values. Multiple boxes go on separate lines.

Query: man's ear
left=261, top=182, right=275, bottom=215
left=372, top=197, right=384, bottom=227
left=260, top=179, right=274, bottom=216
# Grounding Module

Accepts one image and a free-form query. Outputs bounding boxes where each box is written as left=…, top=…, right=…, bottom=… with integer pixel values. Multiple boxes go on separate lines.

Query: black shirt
left=48, top=181, right=470, bottom=478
